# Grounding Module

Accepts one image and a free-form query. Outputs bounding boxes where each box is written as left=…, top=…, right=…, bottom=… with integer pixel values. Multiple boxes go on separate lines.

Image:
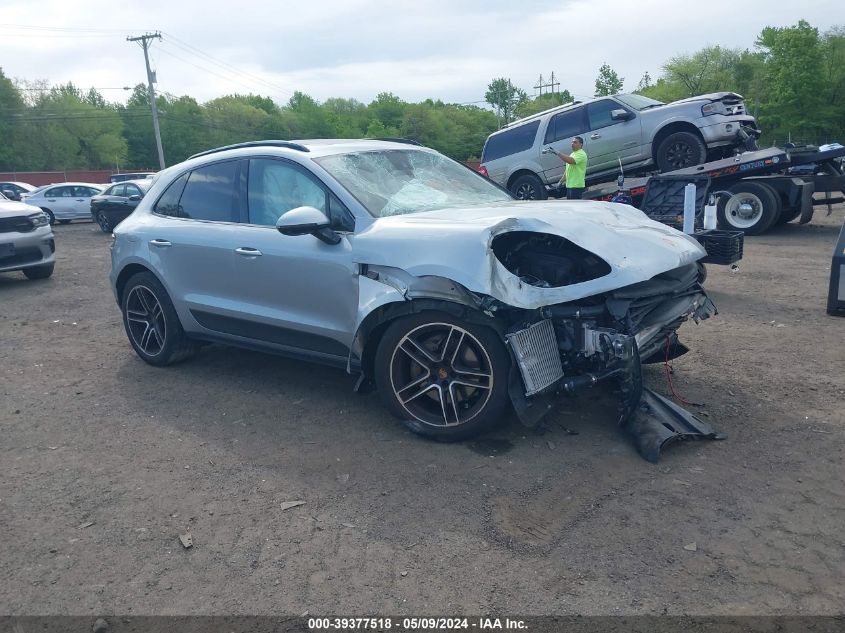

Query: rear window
left=481, top=120, right=541, bottom=163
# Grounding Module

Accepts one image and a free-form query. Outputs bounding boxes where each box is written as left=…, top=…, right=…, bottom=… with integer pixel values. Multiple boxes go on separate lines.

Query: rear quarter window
left=482, top=120, right=541, bottom=163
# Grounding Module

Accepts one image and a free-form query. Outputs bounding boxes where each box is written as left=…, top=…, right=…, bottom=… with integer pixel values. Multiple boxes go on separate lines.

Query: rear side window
left=482, top=120, right=541, bottom=163
left=177, top=161, right=240, bottom=222
left=109, top=184, right=125, bottom=196
left=153, top=173, right=190, bottom=217
left=544, top=108, right=587, bottom=143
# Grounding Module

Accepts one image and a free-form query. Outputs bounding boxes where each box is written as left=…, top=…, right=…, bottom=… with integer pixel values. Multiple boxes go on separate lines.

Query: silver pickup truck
left=479, top=92, right=761, bottom=199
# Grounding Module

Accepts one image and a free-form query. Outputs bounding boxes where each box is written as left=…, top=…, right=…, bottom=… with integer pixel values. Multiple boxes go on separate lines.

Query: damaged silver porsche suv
left=110, top=139, right=722, bottom=461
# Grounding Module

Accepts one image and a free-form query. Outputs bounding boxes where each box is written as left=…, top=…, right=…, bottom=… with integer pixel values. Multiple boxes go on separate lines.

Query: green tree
left=594, top=63, right=624, bottom=96
left=484, top=77, right=527, bottom=125
left=515, top=90, right=574, bottom=118
left=635, top=72, right=653, bottom=93
left=662, top=46, right=742, bottom=96
left=0, top=68, right=26, bottom=170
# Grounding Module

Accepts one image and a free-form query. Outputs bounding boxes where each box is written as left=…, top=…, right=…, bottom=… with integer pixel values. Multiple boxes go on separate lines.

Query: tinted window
left=153, top=173, right=190, bottom=217
left=108, top=184, right=125, bottom=196
left=482, top=120, right=541, bottom=162
left=125, top=184, right=142, bottom=197
left=588, top=99, right=625, bottom=130
left=178, top=161, right=240, bottom=222
left=544, top=108, right=586, bottom=143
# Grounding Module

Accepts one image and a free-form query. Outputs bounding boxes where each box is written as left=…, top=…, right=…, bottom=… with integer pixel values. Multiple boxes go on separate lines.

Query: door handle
left=149, top=239, right=172, bottom=248
left=235, top=247, right=262, bottom=257
left=590, top=133, right=601, bottom=140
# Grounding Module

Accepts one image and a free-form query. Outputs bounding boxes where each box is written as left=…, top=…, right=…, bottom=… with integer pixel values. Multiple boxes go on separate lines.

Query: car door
left=217, top=157, right=359, bottom=360
left=43, top=186, right=75, bottom=218
left=145, top=160, right=248, bottom=331
left=539, top=106, right=588, bottom=183
left=97, top=184, right=124, bottom=218
left=584, top=98, right=643, bottom=174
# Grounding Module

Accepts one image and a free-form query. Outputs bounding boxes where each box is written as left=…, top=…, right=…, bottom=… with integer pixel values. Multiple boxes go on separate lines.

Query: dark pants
left=567, top=187, right=585, bottom=200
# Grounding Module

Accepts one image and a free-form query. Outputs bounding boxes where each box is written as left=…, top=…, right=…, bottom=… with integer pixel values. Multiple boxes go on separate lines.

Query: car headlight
left=701, top=102, right=728, bottom=116
left=28, top=212, right=50, bottom=227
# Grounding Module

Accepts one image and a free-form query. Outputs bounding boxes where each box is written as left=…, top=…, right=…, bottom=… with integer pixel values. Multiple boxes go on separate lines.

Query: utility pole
left=127, top=32, right=165, bottom=170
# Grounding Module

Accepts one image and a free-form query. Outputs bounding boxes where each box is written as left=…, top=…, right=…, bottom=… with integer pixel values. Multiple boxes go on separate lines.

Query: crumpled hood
left=669, top=91, right=743, bottom=105
left=0, top=199, right=43, bottom=218
left=350, top=200, right=706, bottom=310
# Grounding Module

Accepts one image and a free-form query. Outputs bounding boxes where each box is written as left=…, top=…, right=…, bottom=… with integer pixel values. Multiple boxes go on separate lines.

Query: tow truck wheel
left=717, top=182, right=781, bottom=235
left=510, top=174, right=548, bottom=200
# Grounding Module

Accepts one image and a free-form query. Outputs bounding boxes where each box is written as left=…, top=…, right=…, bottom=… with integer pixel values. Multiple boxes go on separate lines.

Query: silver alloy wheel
left=724, top=192, right=764, bottom=229
left=125, top=285, right=167, bottom=356
left=388, top=322, right=494, bottom=428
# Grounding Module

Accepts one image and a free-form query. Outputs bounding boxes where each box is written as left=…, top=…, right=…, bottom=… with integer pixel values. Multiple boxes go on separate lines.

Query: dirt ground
left=1, top=205, right=844, bottom=617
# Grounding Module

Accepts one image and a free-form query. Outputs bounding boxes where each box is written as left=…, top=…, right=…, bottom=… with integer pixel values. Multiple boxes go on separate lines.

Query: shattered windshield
left=314, top=149, right=512, bottom=217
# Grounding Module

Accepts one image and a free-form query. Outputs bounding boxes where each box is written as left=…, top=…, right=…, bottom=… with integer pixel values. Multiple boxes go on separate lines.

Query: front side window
left=247, top=159, right=326, bottom=226
left=316, top=149, right=511, bottom=218
left=177, top=161, right=240, bottom=222
left=107, top=184, right=125, bottom=196
left=48, top=186, right=73, bottom=198
left=125, top=184, right=142, bottom=197
left=587, top=99, right=627, bottom=131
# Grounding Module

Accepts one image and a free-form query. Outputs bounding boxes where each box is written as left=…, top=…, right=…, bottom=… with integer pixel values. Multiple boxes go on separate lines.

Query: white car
left=22, top=182, right=104, bottom=225
left=0, top=192, right=55, bottom=279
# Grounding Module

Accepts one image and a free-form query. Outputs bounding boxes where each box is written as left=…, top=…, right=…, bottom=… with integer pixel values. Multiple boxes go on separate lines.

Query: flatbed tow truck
left=584, top=144, right=845, bottom=235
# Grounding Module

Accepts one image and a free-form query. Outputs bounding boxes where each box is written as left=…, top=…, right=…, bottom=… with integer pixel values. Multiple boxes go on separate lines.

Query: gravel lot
left=1, top=206, right=844, bottom=616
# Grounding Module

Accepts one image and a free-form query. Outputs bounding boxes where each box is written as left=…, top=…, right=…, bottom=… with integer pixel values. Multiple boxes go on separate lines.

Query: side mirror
left=616, top=174, right=625, bottom=187
left=611, top=109, right=632, bottom=121
left=2, top=189, right=20, bottom=201
left=128, top=195, right=142, bottom=202
left=276, top=206, right=341, bottom=245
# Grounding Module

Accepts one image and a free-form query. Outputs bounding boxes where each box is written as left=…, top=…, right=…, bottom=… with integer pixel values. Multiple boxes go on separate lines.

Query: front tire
left=374, top=312, right=511, bottom=441
left=121, top=271, right=197, bottom=366
left=717, top=181, right=781, bottom=235
left=655, top=131, right=707, bottom=172
left=23, top=262, right=54, bottom=280
left=41, top=208, right=55, bottom=225
left=510, top=173, right=548, bottom=200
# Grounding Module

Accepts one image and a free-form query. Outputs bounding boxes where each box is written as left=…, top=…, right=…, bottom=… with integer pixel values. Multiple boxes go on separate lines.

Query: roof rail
left=189, top=140, right=310, bottom=160
left=375, top=137, right=423, bottom=146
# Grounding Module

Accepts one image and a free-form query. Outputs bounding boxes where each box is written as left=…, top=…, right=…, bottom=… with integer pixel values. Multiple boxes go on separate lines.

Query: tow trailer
left=584, top=144, right=845, bottom=235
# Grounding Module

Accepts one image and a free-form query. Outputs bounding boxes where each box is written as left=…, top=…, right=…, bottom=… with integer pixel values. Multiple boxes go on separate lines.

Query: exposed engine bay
left=490, top=232, right=720, bottom=461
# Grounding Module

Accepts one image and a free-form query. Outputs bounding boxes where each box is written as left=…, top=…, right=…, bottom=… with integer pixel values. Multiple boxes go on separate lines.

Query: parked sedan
left=0, top=181, right=37, bottom=201
left=110, top=139, right=720, bottom=461
left=0, top=193, right=55, bottom=279
left=90, top=179, right=153, bottom=232
left=22, top=182, right=104, bottom=224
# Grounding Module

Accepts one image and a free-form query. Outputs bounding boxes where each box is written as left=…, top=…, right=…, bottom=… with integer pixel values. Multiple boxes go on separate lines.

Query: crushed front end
left=492, top=232, right=722, bottom=461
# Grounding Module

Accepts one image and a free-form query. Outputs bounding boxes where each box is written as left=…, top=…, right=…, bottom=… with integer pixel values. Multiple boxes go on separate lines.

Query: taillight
left=478, top=165, right=489, bottom=177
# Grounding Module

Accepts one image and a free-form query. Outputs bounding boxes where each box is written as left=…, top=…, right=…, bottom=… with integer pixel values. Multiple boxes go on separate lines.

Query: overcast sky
left=0, top=0, right=841, bottom=108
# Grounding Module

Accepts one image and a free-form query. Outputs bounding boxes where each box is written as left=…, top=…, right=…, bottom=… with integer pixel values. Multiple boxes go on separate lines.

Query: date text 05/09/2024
left=307, top=617, right=528, bottom=630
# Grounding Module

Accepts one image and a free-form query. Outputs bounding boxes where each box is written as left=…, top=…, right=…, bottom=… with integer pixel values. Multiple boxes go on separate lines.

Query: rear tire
left=121, top=271, right=197, bottom=366
left=510, top=173, right=548, bottom=200
left=23, top=262, right=54, bottom=280
left=96, top=210, right=112, bottom=233
left=655, top=131, right=707, bottom=172
left=374, top=312, right=511, bottom=441
left=717, top=181, right=781, bottom=235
